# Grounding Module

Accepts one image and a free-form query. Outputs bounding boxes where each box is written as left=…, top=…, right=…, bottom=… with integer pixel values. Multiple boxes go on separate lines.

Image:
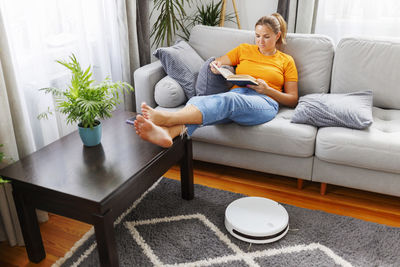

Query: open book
left=211, top=62, right=258, bottom=87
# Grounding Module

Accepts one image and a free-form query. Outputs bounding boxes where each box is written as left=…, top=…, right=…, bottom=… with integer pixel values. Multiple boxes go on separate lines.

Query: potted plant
left=179, top=0, right=236, bottom=40
left=151, top=0, right=193, bottom=47
left=38, top=54, right=134, bottom=147
left=150, top=0, right=237, bottom=47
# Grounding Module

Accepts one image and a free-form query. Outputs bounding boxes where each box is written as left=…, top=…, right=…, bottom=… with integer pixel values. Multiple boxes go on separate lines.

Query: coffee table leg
left=12, top=189, right=46, bottom=263
left=180, top=136, right=194, bottom=200
left=93, top=210, right=119, bottom=267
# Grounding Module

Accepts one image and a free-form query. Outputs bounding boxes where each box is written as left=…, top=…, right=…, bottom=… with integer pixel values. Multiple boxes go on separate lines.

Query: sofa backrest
left=282, top=33, right=335, bottom=96
left=331, top=37, right=400, bottom=109
left=189, top=25, right=254, bottom=59
left=189, top=25, right=335, bottom=96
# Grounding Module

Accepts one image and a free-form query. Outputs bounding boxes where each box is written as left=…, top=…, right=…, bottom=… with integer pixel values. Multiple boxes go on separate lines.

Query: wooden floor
left=1, top=161, right=400, bottom=266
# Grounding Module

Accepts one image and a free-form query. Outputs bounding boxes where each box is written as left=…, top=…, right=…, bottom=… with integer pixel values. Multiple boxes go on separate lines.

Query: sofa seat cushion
left=155, top=106, right=316, bottom=157
left=191, top=107, right=317, bottom=158
left=315, top=107, right=400, bottom=174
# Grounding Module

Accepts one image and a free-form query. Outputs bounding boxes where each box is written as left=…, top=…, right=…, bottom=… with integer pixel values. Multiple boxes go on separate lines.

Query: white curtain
left=0, top=0, right=138, bottom=247
left=0, top=0, right=127, bottom=149
left=285, top=0, right=319, bottom=34
left=315, top=0, right=400, bottom=44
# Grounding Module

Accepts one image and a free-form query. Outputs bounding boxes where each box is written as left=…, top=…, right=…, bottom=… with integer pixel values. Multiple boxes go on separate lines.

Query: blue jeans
left=185, top=87, right=279, bottom=136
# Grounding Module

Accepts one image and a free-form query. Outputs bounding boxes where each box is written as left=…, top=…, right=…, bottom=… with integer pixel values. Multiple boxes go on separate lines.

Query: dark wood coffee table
left=0, top=111, right=194, bottom=266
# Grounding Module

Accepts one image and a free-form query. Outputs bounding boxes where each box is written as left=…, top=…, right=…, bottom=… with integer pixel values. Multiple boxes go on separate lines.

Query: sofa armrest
left=134, top=61, right=166, bottom=111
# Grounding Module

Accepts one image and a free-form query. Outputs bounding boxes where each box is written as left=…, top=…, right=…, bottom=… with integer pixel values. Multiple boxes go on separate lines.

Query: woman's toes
left=133, top=116, right=173, bottom=148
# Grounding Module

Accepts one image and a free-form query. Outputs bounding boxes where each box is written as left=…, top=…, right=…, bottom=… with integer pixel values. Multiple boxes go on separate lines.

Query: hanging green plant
left=150, top=0, right=193, bottom=48
left=151, top=0, right=237, bottom=47
left=193, top=0, right=236, bottom=26
left=179, top=0, right=237, bottom=41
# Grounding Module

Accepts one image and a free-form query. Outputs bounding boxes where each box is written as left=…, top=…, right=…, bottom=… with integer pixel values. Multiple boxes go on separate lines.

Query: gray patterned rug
left=54, top=178, right=400, bottom=267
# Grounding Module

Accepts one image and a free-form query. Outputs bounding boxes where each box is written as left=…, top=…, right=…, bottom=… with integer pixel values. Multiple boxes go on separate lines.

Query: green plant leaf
left=177, top=0, right=237, bottom=41
left=37, top=107, right=54, bottom=120
left=151, top=0, right=193, bottom=47
left=39, top=87, right=64, bottom=97
left=0, top=177, right=10, bottom=184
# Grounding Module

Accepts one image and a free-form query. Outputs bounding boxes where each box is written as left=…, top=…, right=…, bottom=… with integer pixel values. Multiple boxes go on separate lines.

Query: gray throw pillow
left=291, top=91, right=373, bottom=129
left=153, top=40, right=204, bottom=99
left=195, top=57, right=233, bottom=96
left=154, top=76, right=187, bottom=108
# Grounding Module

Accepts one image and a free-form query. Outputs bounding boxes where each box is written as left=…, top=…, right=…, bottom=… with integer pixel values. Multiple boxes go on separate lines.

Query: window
left=1, top=0, right=124, bottom=148
left=314, top=0, right=400, bottom=44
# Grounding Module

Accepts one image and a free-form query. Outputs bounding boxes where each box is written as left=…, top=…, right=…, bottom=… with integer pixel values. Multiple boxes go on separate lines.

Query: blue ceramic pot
left=78, top=121, right=102, bottom=147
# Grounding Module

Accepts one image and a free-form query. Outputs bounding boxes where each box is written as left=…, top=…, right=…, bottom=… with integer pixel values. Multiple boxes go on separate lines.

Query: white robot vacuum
left=225, top=197, right=289, bottom=244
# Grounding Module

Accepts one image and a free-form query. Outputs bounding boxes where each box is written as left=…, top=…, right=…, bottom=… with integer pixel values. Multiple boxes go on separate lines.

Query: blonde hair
left=255, top=13, right=287, bottom=45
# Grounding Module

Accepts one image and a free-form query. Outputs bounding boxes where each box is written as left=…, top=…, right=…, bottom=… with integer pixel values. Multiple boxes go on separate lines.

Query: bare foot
left=134, top=115, right=173, bottom=148
left=141, top=102, right=171, bottom=126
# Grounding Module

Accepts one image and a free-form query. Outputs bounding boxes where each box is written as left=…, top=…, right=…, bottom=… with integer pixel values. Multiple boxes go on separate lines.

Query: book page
left=211, top=62, right=258, bottom=86
left=211, top=62, right=234, bottom=79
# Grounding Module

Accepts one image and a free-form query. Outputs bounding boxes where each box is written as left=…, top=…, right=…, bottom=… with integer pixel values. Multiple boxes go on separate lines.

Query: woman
left=135, top=13, right=298, bottom=148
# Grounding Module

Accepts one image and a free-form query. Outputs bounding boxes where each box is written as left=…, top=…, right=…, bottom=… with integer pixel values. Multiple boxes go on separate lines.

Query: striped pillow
left=153, top=41, right=204, bottom=99
left=291, top=91, right=373, bottom=129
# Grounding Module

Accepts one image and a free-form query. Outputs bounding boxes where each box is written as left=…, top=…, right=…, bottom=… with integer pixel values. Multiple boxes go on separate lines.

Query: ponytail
left=271, top=13, right=287, bottom=45
left=255, top=13, right=287, bottom=45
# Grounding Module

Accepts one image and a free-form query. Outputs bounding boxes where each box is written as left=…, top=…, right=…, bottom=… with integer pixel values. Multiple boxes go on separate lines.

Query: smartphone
left=125, top=116, right=137, bottom=125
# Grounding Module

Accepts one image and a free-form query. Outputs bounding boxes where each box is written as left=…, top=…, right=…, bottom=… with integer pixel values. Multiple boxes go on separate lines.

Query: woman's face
left=255, top=24, right=280, bottom=54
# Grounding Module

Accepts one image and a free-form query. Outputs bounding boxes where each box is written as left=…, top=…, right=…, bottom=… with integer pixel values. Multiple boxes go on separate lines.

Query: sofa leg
left=320, top=183, right=327, bottom=195
left=297, top=179, right=303, bottom=189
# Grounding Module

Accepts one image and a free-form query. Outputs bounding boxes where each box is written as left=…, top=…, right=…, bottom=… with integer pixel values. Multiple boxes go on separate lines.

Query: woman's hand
left=248, top=79, right=299, bottom=108
left=247, top=79, right=272, bottom=95
left=209, top=55, right=232, bottom=75
left=210, top=60, right=222, bottom=75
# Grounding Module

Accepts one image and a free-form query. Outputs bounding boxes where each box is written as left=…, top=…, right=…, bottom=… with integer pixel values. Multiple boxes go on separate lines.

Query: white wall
left=231, top=0, right=278, bottom=30
left=149, top=0, right=278, bottom=54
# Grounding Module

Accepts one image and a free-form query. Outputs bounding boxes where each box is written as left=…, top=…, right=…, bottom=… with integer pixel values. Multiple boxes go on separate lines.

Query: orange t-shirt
left=226, top=43, right=298, bottom=92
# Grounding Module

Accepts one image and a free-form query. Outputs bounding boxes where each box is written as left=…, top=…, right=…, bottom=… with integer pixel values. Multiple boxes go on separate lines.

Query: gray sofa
left=134, top=25, right=400, bottom=197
